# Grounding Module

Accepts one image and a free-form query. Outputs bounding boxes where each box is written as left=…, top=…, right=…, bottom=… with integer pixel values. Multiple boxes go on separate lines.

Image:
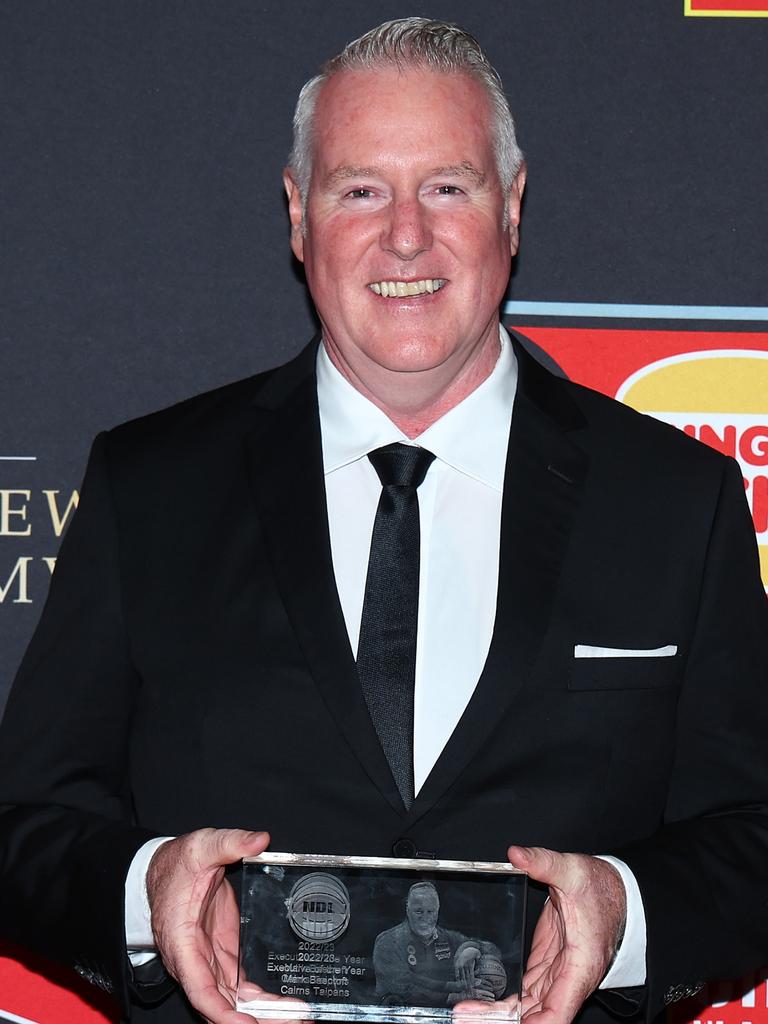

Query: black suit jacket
left=1, top=338, right=766, bottom=1023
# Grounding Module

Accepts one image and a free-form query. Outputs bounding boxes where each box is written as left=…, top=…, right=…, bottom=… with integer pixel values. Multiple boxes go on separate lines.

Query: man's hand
left=506, top=846, right=627, bottom=1024
left=146, top=827, right=271, bottom=1024
left=453, top=945, right=494, bottom=1002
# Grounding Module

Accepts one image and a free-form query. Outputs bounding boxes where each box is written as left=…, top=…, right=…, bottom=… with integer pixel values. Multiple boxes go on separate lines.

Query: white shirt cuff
left=125, top=836, right=174, bottom=966
left=595, top=855, right=647, bottom=989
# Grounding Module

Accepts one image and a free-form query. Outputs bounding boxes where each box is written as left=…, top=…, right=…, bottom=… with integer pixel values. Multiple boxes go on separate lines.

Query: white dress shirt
left=126, top=327, right=646, bottom=988
left=319, top=331, right=514, bottom=792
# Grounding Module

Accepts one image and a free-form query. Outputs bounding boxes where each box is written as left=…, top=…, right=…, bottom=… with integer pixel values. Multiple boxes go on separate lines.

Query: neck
left=323, top=327, right=501, bottom=438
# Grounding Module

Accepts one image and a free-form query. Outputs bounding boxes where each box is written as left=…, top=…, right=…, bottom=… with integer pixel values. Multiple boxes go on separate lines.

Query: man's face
left=406, top=890, right=440, bottom=939
left=284, top=66, right=525, bottom=393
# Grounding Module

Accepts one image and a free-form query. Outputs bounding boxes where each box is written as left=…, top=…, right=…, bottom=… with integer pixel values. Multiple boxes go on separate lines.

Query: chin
left=372, top=339, right=454, bottom=373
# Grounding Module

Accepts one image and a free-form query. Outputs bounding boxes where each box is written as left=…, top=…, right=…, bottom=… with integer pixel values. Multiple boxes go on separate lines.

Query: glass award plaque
left=237, top=852, right=527, bottom=1024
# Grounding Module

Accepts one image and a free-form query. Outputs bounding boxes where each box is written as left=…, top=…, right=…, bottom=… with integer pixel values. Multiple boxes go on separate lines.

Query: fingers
left=452, top=994, right=498, bottom=1020
left=192, top=827, right=271, bottom=871
left=507, top=846, right=580, bottom=891
left=471, top=981, right=495, bottom=1002
left=148, top=828, right=271, bottom=906
left=508, top=847, right=626, bottom=924
left=234, top=984, right=311, bottom=1024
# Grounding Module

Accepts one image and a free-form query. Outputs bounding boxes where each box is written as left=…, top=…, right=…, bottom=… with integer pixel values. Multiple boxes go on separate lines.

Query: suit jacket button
left=392, top=838, right=418, bottom=858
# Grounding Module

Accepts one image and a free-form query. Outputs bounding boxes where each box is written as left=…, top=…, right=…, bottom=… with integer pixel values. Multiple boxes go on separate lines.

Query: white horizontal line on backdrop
left=0, top=1008, right=44, bottom=1024
left=503, top=301, right=768, bottom=321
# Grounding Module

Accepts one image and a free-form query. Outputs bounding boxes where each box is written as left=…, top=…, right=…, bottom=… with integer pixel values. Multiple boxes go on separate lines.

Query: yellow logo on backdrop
left=617, top=351, right=768, bottom=586
left=685, top=0, right=768, bottom=16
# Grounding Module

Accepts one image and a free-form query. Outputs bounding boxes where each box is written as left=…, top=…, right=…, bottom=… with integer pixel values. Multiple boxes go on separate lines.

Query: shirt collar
left=317, top=326, right=517, bottom=491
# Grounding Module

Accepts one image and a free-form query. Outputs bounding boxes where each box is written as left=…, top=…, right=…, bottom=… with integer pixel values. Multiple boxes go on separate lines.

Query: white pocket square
left=574, top=644, right=678, bottom=659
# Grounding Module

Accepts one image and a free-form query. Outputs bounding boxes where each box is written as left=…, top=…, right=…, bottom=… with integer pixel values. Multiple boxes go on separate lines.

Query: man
left=0, top=16, right=766, bottom=1024
left=373, top=881, right=505, bottom=1006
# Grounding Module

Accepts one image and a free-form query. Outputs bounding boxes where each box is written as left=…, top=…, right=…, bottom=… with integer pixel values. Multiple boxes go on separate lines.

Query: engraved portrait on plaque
left=373, top=880, right=507, bottom=1007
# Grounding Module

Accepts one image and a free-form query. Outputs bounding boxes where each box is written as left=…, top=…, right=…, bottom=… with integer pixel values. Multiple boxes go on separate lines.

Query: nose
left=380, top=198, right=432, bottom=260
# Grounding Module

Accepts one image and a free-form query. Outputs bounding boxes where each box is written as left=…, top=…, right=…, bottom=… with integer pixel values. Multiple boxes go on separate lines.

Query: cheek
left=445, top=219, right=510, bottom=267
left=314, top=214, right=377, bottom=260
left=303, top=235, right=344, bottom=293
left=310, top=239, right=362, bottom=296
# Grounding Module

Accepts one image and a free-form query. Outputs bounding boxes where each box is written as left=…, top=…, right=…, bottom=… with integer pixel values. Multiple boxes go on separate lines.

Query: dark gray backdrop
left=2, top=0, right=767, bottom=712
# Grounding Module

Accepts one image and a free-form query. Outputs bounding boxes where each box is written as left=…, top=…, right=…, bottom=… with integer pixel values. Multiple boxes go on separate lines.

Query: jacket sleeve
left=0, top=432, right=160, bottom=1012
left=616, top=457, right=768, bottom=1019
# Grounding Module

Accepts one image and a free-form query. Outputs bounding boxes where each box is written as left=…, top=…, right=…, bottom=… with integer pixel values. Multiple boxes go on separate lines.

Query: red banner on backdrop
left=669, top=972, right=768, bottom=1024
left=0, top=943, right=118, bottom=1023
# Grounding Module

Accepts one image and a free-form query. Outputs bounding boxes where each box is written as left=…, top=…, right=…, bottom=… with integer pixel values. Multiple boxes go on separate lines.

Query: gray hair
left=406, top=881, right=439, bottom=906
left=289, top=17, right=524, bottom=201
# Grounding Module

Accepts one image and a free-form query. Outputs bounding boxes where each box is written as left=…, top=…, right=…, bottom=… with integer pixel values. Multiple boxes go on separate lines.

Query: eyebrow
left=323, top=161, right=487, bottom=188
left=323, top=166, right=382, bottom=188
left=430, top=162, right=487, bottom=186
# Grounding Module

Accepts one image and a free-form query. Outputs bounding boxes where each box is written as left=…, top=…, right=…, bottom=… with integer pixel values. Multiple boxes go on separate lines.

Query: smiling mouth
left=368, top=278, right=447, bottom=297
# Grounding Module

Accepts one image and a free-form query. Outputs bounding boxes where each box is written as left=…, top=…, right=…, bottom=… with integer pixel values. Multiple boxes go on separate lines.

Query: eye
left=435, top=184, right=463, bottom=195
left=345, top=188, right=375, bottom=200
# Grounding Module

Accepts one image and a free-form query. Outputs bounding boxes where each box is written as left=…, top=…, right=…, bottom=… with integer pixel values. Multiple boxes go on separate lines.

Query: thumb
left=508, top=844, right=573, bottom=887
left=198, top=827, right=270, bottom=869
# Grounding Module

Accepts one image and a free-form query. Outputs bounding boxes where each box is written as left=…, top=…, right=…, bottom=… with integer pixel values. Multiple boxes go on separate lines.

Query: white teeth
left=368, top=279, right=446, bottom=297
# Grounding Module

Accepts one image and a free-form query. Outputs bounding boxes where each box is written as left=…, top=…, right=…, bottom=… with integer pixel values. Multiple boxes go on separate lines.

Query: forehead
left=409, top=889, right=439, bottom=906
left=310, top=66, right=496, bottom=178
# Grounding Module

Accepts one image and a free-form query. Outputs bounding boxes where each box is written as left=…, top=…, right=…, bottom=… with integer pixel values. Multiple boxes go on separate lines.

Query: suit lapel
left=243, top=343, right=405, bottom=815
left=242, top=338, right=590, bottom=826
left=406, top=341, right=590, bottom=825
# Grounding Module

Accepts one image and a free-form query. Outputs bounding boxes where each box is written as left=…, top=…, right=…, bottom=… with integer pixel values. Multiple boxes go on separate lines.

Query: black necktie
left=356, top=442, right=436, bottom=810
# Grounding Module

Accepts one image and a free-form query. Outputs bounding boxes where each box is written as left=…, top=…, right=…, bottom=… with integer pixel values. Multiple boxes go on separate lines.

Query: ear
left=283, top=168, right=305, bottom=262
left=507, top=162, right=527, bottom=256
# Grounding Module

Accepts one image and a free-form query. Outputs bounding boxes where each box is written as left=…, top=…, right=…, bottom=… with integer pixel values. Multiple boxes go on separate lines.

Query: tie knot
left=368, top=443, right=435, bottom=489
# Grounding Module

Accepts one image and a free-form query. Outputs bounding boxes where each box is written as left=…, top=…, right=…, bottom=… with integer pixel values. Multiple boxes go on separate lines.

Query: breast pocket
left=568, top=649, right=680, bottom=691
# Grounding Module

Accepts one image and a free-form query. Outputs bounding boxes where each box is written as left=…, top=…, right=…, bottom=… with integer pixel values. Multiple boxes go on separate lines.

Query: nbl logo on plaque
left=285, top=872, right=351, bottom=942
